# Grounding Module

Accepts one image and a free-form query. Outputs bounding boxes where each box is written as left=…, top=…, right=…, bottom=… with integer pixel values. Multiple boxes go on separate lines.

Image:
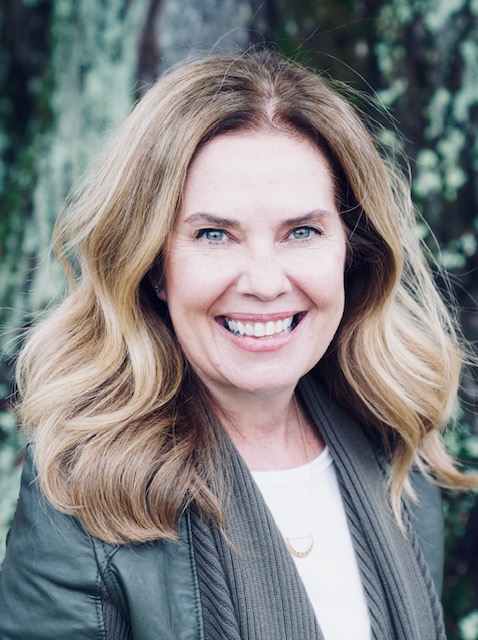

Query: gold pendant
left=285, top=535, right=314, bottom=558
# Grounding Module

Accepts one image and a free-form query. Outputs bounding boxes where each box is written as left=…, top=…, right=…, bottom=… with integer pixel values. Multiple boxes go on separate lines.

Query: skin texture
left=158, top=131, right=347, bottom=468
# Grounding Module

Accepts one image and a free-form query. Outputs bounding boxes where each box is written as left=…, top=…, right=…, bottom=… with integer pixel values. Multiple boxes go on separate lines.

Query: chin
left=223, top=376, right=303, bottom=398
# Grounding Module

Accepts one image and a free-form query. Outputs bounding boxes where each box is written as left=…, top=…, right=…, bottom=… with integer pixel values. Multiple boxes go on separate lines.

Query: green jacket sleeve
left=0, top=445, right=108, bottom=640
left=0, top=446, right=203, bottom=640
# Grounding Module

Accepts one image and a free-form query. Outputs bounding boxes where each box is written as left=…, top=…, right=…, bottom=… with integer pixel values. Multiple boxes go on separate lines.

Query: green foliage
left=443, top=423, right=478, bottom=638
left=0, top=0, right=147, bottom=551
left=371, top=4, right=478, bottom=635
left=460, top=610, right=478, bottom=640
left=0, top=0, right=54, bottom=555
left=0, top=411, right=24, bottom=557
left=376, top=0, right=478, bottom=278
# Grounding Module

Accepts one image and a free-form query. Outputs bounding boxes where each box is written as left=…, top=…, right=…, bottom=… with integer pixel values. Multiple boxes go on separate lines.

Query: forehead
left=178, top=130, right=337, bottom=219
left=190, top=128, right=331, bottom=173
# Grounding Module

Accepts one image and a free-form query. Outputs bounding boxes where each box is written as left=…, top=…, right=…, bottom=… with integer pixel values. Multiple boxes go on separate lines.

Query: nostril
left=236, top=260, right=292, bottom=300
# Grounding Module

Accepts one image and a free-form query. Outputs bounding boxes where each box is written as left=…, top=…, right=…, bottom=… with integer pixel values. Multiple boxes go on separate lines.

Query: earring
left=153, top=284, right=161, bottom=293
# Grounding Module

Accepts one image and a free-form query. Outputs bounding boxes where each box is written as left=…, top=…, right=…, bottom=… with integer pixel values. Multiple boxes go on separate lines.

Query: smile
left=221, top=314, right=301, bottom=338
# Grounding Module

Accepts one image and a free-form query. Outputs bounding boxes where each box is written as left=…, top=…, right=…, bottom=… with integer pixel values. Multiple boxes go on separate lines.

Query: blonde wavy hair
left=16, top=50, right=475, bottom=543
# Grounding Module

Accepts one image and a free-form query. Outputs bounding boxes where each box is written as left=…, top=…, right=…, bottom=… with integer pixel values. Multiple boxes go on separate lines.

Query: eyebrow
left=282, top=210, right=333, bottom=226
left=183, top=210, right=333, bottom=227
left=183, top=213, right=240, bottom=228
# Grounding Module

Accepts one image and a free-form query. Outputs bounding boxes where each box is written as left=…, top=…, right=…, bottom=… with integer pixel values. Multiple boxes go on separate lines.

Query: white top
left=251, top=447, right=371, bottom=640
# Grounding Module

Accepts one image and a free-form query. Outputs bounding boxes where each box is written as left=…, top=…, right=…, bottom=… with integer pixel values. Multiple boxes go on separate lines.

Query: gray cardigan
left=0, top=444, right=443, bottom=640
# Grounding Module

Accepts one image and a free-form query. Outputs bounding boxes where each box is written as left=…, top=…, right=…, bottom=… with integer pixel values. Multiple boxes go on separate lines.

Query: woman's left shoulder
left=404, top=468, right=444, bottom=595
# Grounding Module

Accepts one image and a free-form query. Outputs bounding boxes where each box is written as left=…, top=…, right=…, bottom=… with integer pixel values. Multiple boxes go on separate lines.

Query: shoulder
left=0, top=445, right=202, bottom=640
left=405, top=468, right=444, bottom=595
left=96, top=517, right=202, bottom=639
left=360, top=429, right=445, bottom=594
left=368, top=439, right=444, bottom=595
left=0, top=444, right=110, bottom=638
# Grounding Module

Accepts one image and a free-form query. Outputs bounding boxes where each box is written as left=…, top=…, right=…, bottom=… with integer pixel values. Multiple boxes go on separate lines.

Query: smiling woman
left=0, top=49, right=476, bottom=640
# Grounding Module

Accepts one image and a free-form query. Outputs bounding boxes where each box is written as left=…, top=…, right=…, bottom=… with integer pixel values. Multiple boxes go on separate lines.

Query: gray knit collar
left=191, top=374, right=445, bottom=640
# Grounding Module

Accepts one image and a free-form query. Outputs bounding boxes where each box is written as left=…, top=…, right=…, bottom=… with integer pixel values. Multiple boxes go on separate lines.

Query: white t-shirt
left=251, top=447, right=371, bottom=640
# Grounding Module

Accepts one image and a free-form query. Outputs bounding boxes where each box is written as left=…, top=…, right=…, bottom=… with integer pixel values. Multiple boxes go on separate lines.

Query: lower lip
left=216, top=318, right=303, bottom=353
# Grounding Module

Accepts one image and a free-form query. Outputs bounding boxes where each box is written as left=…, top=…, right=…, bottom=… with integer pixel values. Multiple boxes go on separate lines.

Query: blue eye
left=290, top=226, right=320, bottom=240
left=196, top=228, right=226, bottom=242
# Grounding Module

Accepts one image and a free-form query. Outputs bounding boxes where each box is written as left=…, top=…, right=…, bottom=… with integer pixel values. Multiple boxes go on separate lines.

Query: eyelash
left=195, top=228, right=228, bottom=242
left=288, top=226, right=323, bottom=240
left=194, top=225, right=323, bottom=243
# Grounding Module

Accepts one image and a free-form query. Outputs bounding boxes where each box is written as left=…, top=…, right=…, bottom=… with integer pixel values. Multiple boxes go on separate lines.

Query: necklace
left=284, top=396, right=314, bottom=559
left=285, top=535, right=314, bottom=558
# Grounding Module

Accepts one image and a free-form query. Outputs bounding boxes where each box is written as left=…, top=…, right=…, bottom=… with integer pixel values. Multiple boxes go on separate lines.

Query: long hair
left=15, top=50, right=475, bottom=543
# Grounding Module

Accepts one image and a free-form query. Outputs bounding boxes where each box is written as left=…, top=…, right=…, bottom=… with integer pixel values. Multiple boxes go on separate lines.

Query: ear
left=157, top=286, right=167, bottom=302
left=147, top=268, right=167, bottom=302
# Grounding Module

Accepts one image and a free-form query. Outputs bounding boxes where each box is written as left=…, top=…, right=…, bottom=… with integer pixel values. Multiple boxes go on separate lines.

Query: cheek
left=161, top=272, right=225, bottom=323
left=303, top=252, right=346, bottom=295
left=311, top=274, right=346, bottom=323
left=168, top=256, right=239, bottom=308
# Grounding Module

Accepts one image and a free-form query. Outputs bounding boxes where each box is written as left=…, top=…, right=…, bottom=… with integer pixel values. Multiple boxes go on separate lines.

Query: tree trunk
left=0, top=0, right=265, bottom=550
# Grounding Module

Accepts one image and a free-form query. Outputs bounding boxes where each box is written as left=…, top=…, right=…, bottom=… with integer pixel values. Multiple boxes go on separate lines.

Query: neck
left=210, top=387, right=324, bottom=471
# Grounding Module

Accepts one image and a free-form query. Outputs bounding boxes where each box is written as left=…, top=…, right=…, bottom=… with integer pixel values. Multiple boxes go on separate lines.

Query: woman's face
left=157, top=130, right=347, bottom=404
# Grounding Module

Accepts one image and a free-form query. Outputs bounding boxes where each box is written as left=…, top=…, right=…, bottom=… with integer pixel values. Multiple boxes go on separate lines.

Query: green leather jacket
left=0, top=445, right=444, bottom=640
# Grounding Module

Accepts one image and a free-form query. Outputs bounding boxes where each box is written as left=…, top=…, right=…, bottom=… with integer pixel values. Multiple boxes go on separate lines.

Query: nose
left=235, top=241, right=292, bottom=300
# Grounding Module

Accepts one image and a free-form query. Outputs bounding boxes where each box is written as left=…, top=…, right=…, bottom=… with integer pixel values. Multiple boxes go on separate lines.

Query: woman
left=0, top=50, right=475, bottom=640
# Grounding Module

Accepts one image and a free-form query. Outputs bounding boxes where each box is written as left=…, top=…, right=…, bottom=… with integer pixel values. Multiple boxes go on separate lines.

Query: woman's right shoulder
left=0, top=444, right=124, bottom=639
left=0, top=445, right=202, bottom=640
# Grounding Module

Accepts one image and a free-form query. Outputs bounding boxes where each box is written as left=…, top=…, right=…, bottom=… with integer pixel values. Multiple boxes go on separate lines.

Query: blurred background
left=0, top=0, right=477, bottom=637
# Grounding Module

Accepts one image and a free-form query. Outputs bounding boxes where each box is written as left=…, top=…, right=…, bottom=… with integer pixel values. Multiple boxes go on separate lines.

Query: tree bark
left=0, top=0, right=266, bottom=550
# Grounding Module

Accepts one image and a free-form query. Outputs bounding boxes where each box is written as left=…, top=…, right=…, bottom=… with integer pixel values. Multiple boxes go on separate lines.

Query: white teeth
left=265, top=321, right=276, bottom=336
left=282, top=317, right=293, bottom=331
left=254, top=323, right=265, bottom=337
left=225, top=315, right=296, bottom=338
